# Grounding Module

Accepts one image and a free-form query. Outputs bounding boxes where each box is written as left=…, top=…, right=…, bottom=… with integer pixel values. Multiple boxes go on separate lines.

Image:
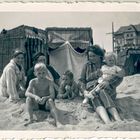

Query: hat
left=32, top=52, right=45, bottom=62
left=13, top=48, right=25, bottom=58
left=86, top=45, right=105, bottom=57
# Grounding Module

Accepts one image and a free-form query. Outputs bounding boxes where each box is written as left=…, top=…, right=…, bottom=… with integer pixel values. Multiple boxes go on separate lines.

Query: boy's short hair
left=63, top=70, right=74, bottom=80
left=34, top=63, right=47, bottom=72
left=105, top=52, right=117, bottom=64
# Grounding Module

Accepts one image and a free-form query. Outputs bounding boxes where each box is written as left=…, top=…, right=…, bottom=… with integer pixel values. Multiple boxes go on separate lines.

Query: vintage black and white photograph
left=0, top=11, right=140, bottom=131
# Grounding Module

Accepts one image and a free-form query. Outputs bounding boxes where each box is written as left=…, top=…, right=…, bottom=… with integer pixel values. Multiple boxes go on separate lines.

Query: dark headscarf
left=12, top=48, right=25, bottom=58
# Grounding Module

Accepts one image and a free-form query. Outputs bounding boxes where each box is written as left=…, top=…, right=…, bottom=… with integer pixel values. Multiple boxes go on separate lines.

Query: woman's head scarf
left=13, top=48, right=25, bottom=58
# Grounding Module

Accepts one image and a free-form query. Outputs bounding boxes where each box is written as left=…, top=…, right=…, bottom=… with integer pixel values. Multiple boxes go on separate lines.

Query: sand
left=0, top=74, right=140, bottom=131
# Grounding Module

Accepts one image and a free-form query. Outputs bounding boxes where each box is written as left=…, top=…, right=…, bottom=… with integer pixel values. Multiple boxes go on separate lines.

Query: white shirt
left=98, top=65, right=122, bottom=83
left=0, top=59, right=25, bottom=101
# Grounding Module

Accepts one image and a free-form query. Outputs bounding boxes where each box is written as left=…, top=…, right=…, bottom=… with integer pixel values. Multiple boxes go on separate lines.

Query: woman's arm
left=6, top=68, right=20, bottom=100
left=19, top=70, right=26, bottom=91
left=47, top=65, right=60, bottom=85
left=87, top=69, right=102, bottom=81
left=99, top=69, right=124, bottom=89
left=78, top=64, right=87, bottom=92
left=25, top=68, right=35, bottom=89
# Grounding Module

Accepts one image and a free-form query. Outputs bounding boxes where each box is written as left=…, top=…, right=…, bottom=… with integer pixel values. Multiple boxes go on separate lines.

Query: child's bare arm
left=58, top=82, right=69, bottom=98
left=71, top=82, right=79, bottom=97
left=25, top=80, right=41, bottom=103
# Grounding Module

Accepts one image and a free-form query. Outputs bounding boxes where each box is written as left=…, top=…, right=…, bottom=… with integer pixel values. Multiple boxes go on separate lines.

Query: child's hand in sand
left=34, top=95, right=42, bottom=104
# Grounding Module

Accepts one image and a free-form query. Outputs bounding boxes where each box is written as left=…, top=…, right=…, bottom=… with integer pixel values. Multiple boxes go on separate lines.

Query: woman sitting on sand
left=0, top=48, right=26, bottom=103
left=83, top=52, right=124, bottom=104
left=78, top=45, right=124, bottom=124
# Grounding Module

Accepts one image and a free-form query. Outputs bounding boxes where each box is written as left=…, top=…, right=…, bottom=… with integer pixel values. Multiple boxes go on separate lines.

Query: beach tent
left=0, top=25, right=93, bottom=80
left=0, top=25, right=47, bottom=74
left=46, top=27, right=93, bottom=81
left=117, top=48, right=140, bottom=75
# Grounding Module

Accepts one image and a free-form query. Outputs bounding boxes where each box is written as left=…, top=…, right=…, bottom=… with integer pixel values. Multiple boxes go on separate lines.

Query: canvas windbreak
left=50, top=41, right=87, bottom=81
left=46, top=28, right=92, bottom=52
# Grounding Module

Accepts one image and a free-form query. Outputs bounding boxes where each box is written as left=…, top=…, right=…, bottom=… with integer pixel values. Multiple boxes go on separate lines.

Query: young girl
left=25, top=63, right=59, bottom=126
left=58, top=70, right=79, bottom=99
left=83, top=52, right=124, bottom=104
left=79, top=45, right=124, bottom=124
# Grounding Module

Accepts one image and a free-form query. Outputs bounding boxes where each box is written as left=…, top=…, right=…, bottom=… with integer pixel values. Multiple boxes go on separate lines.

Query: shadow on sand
left=116, top=96, right=140, bottom=121
left=28, top=108, right=79, bottom=126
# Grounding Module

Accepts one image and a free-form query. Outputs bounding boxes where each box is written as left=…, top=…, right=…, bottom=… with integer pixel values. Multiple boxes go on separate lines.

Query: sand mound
left=0, top=74, right=140, bottom=130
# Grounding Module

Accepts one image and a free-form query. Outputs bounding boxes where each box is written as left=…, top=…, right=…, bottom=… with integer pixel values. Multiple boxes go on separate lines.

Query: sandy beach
left=0, top=74, right=140, bottom=131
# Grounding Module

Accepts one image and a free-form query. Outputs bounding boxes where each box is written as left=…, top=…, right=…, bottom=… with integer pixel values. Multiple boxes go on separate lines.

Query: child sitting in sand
left=83, top=52, right=124, bottom=104
left=57, top=70, right=79, bottom=99
left=25, top=63, right=59, bottom=126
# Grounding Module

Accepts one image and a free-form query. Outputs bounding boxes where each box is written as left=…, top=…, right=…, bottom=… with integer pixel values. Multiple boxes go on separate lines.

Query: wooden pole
left=112, top=22, right=115, bottom=52
left=106, top=22, right=115, bottom=52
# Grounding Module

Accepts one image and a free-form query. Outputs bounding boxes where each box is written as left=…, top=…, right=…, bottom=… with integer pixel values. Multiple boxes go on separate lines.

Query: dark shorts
left=38, top=102, right=50, bottom=111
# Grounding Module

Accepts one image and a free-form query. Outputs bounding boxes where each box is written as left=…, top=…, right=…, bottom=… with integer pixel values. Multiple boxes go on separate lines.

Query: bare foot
left=56, top=122, right=63, bottom=129
left=24, top=119, right=36, bottom=126
left=48, top=118, right=57, bottom=127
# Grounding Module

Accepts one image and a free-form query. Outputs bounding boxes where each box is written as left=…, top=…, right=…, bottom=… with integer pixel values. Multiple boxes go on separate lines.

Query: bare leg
left=108, top=107, right=122, bottom=121
left=24, top=97, right=39, bottom=126
left=47, top=98, right=58, bottom=127
left=96, top=106, right=111, bottom=124
left=26, top=97, right=34, bottom=122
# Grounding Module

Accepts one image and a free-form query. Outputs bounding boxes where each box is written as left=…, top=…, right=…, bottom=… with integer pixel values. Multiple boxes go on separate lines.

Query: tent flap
left=50, top=42, right=86, bottom=81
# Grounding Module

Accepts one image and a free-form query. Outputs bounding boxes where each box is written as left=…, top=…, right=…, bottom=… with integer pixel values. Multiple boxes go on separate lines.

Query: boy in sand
left=25, top=63, right=59, bottom=126
left=57, top=70, right=79, bottom=99
left=83, top=52, right=124, bottom=105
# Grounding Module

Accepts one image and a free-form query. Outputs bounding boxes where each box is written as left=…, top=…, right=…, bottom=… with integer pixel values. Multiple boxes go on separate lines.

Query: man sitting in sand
left=57, top=70, right=79, bottom=99
left=25, top=63, right=59, bottom=126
